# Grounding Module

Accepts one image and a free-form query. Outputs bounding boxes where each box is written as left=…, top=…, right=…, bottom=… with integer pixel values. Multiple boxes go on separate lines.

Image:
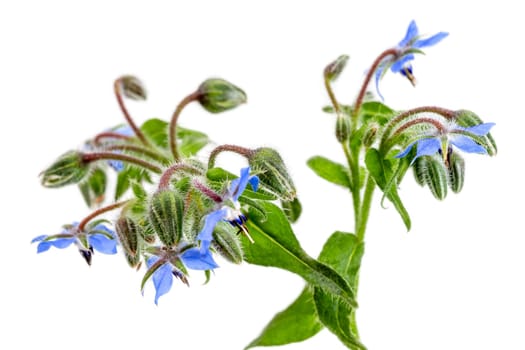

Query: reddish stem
left=158, top=163, right=202, bottom=191
left=169, top=91, right=201, bottom=161
left=78, top=200, right=129, bottom=231
left=208, top=144, right=254, bottom=168
left=114, top=78, right=150, bottom=146
left=82, top=152, right=162, bottom=173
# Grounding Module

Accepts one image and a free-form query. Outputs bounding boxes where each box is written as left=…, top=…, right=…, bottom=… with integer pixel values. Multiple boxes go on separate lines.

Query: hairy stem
left=114, top=79, right=150, bottom=146
left=78, top=200, right=129, bottom=231
left=82, top=152, right=162, bottom=173
left=169, top=90, right=201, bottom=161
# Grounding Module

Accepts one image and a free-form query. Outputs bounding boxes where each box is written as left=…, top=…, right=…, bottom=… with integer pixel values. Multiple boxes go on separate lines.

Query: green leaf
left=365, top=148, right=411, bottom=230
left=246, top=232, right=366, bottom=349
left=314, top=232, right=366, bottom=349
left=307, top=156, right=351, bottom=189
left=141, top=118, right=209, bottom=157
left=360, top=101, right=395, bottom=125
left=245, top=288, right=323, bottom=349
left=78, top=167, right=107, bottom=207
left=114, top=166, right=153, bottom=201
left=243, top=202, right=356, bottom=308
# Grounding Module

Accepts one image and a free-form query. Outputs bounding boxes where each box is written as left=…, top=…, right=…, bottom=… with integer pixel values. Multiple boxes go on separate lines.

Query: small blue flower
left=197, top=167, right=259, bottom=250
left=145, top=246, right=219, bottom=305
left=396, top=122, right=495, bottom=164
left=375, top=20, right=449, bottom=100
left=31, top=222, right=117, bottom=265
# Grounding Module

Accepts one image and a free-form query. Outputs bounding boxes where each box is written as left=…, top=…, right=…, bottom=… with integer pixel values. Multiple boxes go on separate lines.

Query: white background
left=1, top=1, right=523, bottom=349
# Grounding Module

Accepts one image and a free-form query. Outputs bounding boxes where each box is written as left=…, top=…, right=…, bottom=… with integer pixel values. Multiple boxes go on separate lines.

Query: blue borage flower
left=375, top=20, right=449, bottom=100
left=145, top=245, right=218, bottom=305
left=31, top=222, right=117, bottom=265
left=396, top=122, right=495, bottom=164
left=198, top=167, right=259, bottom=250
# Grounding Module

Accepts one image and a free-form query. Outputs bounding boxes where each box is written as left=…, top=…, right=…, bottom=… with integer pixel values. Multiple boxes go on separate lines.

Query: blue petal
left=147, top=257, right=174, bottom=305
left=375, top=65, right=385, bottom=101
left=248, top=175, right=259, bottom=192
left=89, top=234, right=117, bottom=254
left=413, top=32, right=449, bottom=49
left=395, top=141, right=417, bottom=159
left=36, top=237, right=76, bottom=253
left=450, top=135, right=487, bottom=154
left=108, top=160, right=124, bottom=172
left=31, top=235, right=47, bottom=243
left=414, top=138, right=442, bottom=159
left=398, top=20, right=419, bottom=47
left=36, top=241, right=53, bottom=253
left=391, top=54, right=414, bottom=73
left=230, top=167, right=251, bottom=201
left=181, top=247, right=219, bottom=270
left=197, top=208, right=228, bottom=253
left=462, top=122, right=495, bottom=136
left=114, top=125, right=134, bottom=136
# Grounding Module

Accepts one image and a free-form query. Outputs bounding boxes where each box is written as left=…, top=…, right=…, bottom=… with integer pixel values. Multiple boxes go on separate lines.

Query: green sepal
left=243, top=202, right=357, bottom=308
left=197, top=78, right=247, bottom=114
left=307, top=156, right=351, bottom=189
left=115, top=216, right=142, bottom=268
left=211, top=222, right=243, bottom=264
left=281, top=197, right=302, bottom=223
left=245, top=288, right=323, bottom=349
left=365, top=148, right=411, bottom=230
left=447, top=151, right=465, bottom=193
left=248, top=147, right=297, bottom=201
left=148, top=189, right=184, bottom=247
left=325, top=54, right=349, bottom=82
left=40, top=150, right=90, bottom=188
left=78, top=167, right=107, bottom=207
left=413, top=155, right=448, bottom=200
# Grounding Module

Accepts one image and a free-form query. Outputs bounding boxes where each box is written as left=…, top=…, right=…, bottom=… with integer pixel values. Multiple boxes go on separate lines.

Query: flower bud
left=362, top=124, right=378, bottom=148
left=335, top=112, right=351, bottom=143
left=248, top=147, right=296, bottom=201
left=148, top=190, right=184, bottom=247
left=412, top=155, right=448, bottom=200
left=78, top=168, right=107, bottom=208
left=115, top=217, right=141, bottom=267
left=212, top=222, right=243, bottom=264
left=197, top=78, right=247, bottom=113
left=447, top=150, right=465, bottom=193
left=324, top=55, right=349, bottom=82
left=40, top=150, right=90, bottom=188
left=120, top=75, right=147, bottom=101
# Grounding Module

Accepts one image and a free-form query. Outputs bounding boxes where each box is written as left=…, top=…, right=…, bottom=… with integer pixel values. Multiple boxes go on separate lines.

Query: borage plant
left=34, top=20, right=496, bottom=350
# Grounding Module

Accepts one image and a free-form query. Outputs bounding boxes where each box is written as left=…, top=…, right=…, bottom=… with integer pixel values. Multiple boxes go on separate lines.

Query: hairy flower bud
left=212, top=222, right=243, bottom=264
left=335, top=112, right=351, bottom=143
left=197, top=78, right=247, bottom=113
left=248, top=147, right=296, bottom=201
left=148, top=190, right=184, bottom=247
left=413, top=155, right=448, bottom=200
left=362, top=124, right=378, bottom=148
left=281, top=197, right=302, bottom=223
left=40, top=150, right=90, bottom=188
left=324, top=55, right=349, bottom=82
left=447, top=150, right=465, bottom=193
left=120, top=75, right=147, bottom=101
left=115, top=217, right=141, bottom=267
